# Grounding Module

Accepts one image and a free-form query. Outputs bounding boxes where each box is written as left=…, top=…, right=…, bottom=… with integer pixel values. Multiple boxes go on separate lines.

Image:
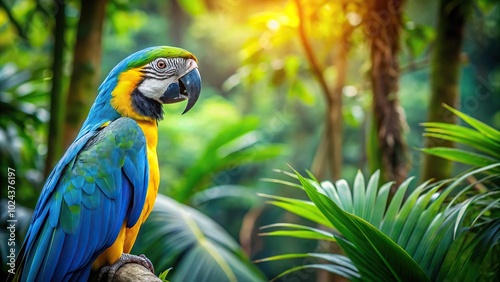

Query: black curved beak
left=160, top=68, right=201, bottom=114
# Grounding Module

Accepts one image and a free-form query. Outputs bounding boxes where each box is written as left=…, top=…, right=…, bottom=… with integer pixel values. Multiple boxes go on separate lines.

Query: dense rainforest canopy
left=1, top=0, right=499, bottom=281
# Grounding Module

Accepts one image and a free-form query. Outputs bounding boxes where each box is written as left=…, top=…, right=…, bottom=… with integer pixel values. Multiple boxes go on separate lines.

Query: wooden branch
left=112, top=263, right=161, bottom=282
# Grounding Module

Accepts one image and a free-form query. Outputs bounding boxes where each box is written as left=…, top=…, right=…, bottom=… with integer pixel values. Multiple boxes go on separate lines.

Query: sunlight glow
left=266, top=19, right=281, bottom=31
left=346, top=12, right=361, bottom=26
left=343, top=85, right=358, bottom=97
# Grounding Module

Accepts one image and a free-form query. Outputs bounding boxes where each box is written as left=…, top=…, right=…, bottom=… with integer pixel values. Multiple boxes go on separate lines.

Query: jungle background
left=0, top=0, right=499, bottom=281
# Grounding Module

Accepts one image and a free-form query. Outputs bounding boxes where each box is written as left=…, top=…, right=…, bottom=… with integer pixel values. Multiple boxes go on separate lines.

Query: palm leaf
left=421, top=122, right=500, bottom=155
left=421, top=147, right=497, bottom=167
left=259, top=163, right=500, bottom=281
left=172, top=117, right=286, bottom=203
left=443, top=104, right=500, bottom=141
left=296, top=170, right=431, bottom=282
left=133, top=195, right=265, bottom=282
left=258, top=193, right=332, bottom=228
left=438, top=219, right=500, bottom=281
left=259, top=223, right=336, bottom=241
left=256, top=253, right=359, bottom=281
left=422, top=105, right=500, bottom=167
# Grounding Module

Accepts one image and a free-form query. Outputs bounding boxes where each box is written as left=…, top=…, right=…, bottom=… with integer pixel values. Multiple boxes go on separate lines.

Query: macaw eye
left=156, top=60, right=167, bottom=69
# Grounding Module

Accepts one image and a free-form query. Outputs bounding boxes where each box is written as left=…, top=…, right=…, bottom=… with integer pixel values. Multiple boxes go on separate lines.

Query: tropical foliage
left=422, top=104, right=500, bottom=169
left=0, top=0, right=499, bottom=280
left=259, top=164, right=499, bottom=281
left=258, top=107, right=500, bottom=281
left=132, top=194, right=265, bottom=282
left=0, top=64, right=49, bottom=203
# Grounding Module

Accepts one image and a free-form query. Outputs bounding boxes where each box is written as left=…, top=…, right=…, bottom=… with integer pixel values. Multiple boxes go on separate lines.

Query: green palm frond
left=256, top=253, right=360, bottom=281
left=422, top=104, right=500, bottom=170
left=133, top=195, right=266, bottom=282
left=171, top=117, right=287, bottom=203
left=259, top=164, right=500, bottom=281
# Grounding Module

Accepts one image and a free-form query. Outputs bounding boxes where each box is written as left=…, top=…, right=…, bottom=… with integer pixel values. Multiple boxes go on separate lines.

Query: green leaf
left=364, top=170, right=380, bottom=222
left=158, top=268, right=172, bottom=282
left=335, top=179, right=354, bottom=213
left=173, top=117, right=286, bottom=203
left=260, top=223, right=335, bottom=241
left=439, top=219, right=500, bottom=281
left=259, top=230, right=336, bottom=241
left=261, top=177, right=303, bottom=189
left=369, top=181, right=392, bottom=227
left=257, top=252, right=359, bottom=281
left=191, top=185, right=262, bottom=207
left=422, top=122, right=499, bottom=149
left=271, top=264, right=359, bottom=282
left=352, top=171, right=366, bottom=217
left=421, top=147, right=497, bottom=167
left=133, top=195, right=265, bottom=282
left=259, top=193, right=333, bottom=227
left=256, top=252, right=354, bottom=269
left=261, top=165, right=500, bottom=281
left=443, top=104, right=500, bottom=142
left=423, top=132, right=500, bottom=159
left=379, top=178, right=414, bottom=235
left=295, top=171, right=431, bottom=282
left=319, top=181, right=345, bottom=209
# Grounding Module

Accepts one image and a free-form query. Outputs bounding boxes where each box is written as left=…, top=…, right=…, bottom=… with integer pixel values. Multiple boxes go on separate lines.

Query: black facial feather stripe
left=139, top=70, right=166, bottom=80
left=131, top=88, right=164, bottom=120
left=152, top=58, right=184, bottom=72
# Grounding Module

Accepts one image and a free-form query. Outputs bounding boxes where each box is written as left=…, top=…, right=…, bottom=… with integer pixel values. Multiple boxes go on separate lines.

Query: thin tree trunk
left=366, top=0, right=408, bottom=190
left=421, top=0, right=471, bottom=182
left=44, top=0, right=66, bottom=177
left=167, top=0, right=190, bottom=46
left=63, top=0, right=107, bottom=147
left=328, top=26, right=352, bottom=179
left=295, top=0, right=342, bottom=180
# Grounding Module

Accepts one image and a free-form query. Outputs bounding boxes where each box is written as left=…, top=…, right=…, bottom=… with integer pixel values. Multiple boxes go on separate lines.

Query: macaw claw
left=98, top=253, right=155, bottom=281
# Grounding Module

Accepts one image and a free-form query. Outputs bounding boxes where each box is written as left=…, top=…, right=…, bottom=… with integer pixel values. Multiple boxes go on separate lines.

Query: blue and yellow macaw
left=10, top=46, right=201, bottom=281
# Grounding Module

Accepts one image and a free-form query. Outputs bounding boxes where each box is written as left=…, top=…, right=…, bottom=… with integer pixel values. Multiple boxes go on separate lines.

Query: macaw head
left=79, top=46, right=201, bottom=135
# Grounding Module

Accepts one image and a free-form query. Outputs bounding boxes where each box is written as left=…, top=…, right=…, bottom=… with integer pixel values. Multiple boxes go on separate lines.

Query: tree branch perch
left=108, top=263, right=161, bottom=282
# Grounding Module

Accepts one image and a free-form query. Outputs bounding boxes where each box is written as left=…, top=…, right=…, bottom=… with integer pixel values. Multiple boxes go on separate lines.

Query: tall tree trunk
left=421, top=0, right=471, bottom=182
left=366, top=0, right=408, bottom=190
left=167, top=0, right=190, bottom=46
left=44, top=0, right=66, bottom=177
left=63, top=0, right=107, bottom=147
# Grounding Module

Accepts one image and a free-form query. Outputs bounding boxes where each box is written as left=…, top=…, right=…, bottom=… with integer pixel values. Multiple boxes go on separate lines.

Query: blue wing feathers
left=48, top=191, right=62, bottom=227
left=123, top=156, right=149, bottom=227
left=42, top=229, right=65, bottom=279
left=31, top=130, right=98, bottom=221
left=17, top=117, right=149, bottom=281
left=63, top=182, right=82, bottom=207
left=81, top=185, right=100, bottom=209
left=25, top=226, right=50, bottom=281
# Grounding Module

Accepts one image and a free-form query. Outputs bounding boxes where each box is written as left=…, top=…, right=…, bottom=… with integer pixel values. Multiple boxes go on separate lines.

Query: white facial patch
left=137, top=76, right=178, bottom=103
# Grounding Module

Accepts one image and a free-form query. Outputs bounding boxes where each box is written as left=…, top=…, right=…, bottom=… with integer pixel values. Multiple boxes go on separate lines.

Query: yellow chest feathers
left=136, top=120, right=160, bottom=220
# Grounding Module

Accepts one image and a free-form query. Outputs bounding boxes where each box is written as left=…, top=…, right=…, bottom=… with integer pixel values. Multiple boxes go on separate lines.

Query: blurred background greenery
left=0, top=0, right=499, bottom=281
